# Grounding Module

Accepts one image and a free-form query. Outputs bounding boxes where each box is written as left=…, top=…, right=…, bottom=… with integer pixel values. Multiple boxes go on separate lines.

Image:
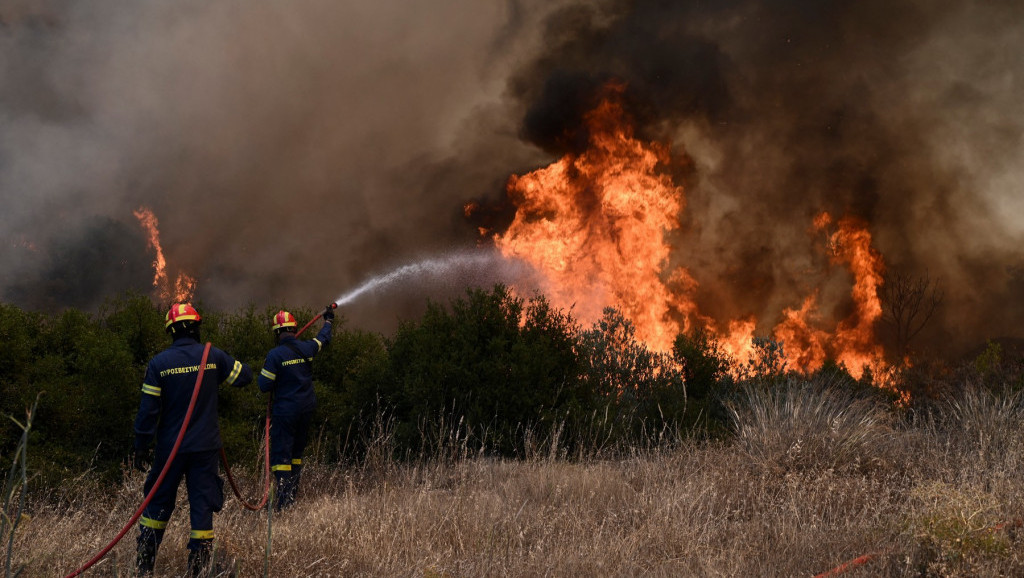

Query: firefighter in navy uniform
left=258, top=307, right=333, bottom=510
left=133, top=303, right=253, bottom=577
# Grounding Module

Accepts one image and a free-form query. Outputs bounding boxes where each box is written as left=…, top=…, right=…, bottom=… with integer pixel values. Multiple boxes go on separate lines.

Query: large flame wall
left=489, top=86, right=895, bottom=384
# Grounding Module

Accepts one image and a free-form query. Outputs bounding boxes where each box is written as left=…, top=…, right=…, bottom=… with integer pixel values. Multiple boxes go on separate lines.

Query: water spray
left=296, top=252, right=505, bottom=333
left=331, top=250, right=525, bottom=307
left=291, top=250, right=533, bottom=338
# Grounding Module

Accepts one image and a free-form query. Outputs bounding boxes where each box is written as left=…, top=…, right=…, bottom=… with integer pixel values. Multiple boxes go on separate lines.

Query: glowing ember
left=133, top=206, right=196, bottom=303
left=12, top=236, right=38, bottom=251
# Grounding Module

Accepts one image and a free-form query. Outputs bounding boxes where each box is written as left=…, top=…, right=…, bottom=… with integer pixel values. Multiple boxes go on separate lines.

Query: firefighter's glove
left=322, top=305, right=335, bottom=321
left=134, top=448, right=152, bottom=472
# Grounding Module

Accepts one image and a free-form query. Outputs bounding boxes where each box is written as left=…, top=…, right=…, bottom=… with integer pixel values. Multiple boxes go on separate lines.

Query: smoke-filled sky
left=2, top=0, right=1022, bottom=354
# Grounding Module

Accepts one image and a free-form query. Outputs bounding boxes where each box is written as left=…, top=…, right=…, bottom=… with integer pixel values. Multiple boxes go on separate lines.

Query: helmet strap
left=170, top=321, right=201, bottom=341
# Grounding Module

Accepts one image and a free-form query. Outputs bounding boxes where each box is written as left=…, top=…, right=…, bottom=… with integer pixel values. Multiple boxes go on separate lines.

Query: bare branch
left=880, top=270, right=944, bottom=357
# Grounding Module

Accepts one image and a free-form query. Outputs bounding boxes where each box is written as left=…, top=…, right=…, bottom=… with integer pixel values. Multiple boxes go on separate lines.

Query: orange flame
left=772, top=293, right=829, bottom=371
left=821, top=212, right=887, bottom=379
left=816, top=213, right=908, bottom=402
left=496, top=83, right=689, bottom=351
left=133, top=207, right=169, bottom=295
left=133, top=206, right=196, bottom=303
left=492, top=85, right=909, bottom=402
left=173, top=273, right=197, bottom=303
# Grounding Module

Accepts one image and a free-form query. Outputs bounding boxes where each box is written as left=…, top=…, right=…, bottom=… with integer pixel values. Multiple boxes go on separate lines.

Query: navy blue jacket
left=134, top=338, right=252, bottom=454
left=258, top=322, right=332, bottom=415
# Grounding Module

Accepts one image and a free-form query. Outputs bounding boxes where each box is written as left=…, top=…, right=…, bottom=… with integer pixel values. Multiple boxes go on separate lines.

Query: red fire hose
left=296, top=302, right=336, bottom=336
left=813, top=551, right=882, bottom=577
left=814, top=518, right=1022, bottom=577
left=64, top=342, right=213, bottom=578
left=220, top=403, right=271, bottom=511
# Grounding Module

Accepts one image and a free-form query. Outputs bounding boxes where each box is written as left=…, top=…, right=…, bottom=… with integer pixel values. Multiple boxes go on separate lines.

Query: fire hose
left=813, top=518, right=1023, bottom=577
left=219, top=407, right=271, bottom=510
left=64, top=342, right=213, bottom=578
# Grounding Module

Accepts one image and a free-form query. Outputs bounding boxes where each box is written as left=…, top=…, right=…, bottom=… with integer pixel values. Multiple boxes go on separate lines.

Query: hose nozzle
left=297, top=302, right=338, bottom=337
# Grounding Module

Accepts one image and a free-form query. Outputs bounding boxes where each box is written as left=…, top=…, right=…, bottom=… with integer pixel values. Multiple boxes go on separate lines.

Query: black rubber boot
left=275, top=471, right=296, bottom=511
left=187, top=542, right=213, bottom=578
left=136, top=528, right=161, bottom=577
left=292, top=462, right=303, bottom=502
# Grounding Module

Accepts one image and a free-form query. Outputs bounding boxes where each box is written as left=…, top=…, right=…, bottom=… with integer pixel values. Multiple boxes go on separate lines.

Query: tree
left=880, top=270, right=943, bottom=358
left=579, top=308, right=686, bottom=438
left=383, top=285, right=588, bottom=456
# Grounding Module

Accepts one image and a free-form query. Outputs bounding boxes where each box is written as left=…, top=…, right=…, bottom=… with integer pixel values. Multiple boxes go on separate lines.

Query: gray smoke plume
left=0, top=0, right=560, bottom=328
left=2, top=0, right=1022, bottom=355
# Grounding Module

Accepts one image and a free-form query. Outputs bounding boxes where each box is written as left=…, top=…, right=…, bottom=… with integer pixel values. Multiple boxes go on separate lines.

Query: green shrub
left=383, top=285, right=589, bottom=457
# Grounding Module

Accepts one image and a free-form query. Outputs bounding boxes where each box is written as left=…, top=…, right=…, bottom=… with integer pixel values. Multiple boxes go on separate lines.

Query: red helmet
left=272, top=310, right=297, bottom=332
left=165, top=303, right=201, bottom=329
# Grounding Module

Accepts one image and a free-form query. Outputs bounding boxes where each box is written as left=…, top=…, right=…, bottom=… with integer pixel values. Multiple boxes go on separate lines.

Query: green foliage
left=578, top=308, right=687, bottom=441
left=0, top=304, right=139, bottom=485
left=211, top=304, right=287, bottom=464
left=312, top=324, right=389, bottom=462
left=740, top=336, right=789, bottom=383
left=672, top=326, right=733, bottom=435
left=0, top=304, right=40, bottom=382
left=382, top=286, right=589, bottom=456
left=974, top=341, right=1003, bottom=378
left=99, top=292, right=166, bottom=365
left=966, top=340, right=1024, bottom=396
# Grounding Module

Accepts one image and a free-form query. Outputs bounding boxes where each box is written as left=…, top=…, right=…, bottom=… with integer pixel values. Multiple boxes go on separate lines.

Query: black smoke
left=4, top=216, right=152, bottom=309
left=495, top=0, right=1024, bottom=356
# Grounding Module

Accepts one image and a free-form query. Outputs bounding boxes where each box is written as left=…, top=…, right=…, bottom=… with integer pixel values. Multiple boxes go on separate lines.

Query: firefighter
left=258, top=306, right=334, bottom=510
left=133, top=303, right=253, bottom=577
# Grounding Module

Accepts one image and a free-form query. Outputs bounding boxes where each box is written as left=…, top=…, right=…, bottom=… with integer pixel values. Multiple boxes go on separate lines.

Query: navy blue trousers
left=270, top=411, right=312, bottom=509
left=137, top=448, right=224, bottom=553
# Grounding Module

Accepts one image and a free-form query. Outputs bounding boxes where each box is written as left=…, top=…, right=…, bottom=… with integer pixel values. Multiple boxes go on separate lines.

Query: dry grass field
left=7, top=381, right=1024, bottom=577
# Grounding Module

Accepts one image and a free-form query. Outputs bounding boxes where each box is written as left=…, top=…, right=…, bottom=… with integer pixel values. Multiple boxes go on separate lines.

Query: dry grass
left=7, top=384, right=1024, bottom=577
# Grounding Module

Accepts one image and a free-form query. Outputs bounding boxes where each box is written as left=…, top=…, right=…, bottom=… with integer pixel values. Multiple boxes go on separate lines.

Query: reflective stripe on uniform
left=140, top=516, right=168, bottom=530
left=292, top=458, right=302, bottom=465
left=141, top=384, right=161, bottom=397
left=313, top=338, right=323, bottom=352
left=190, top=529, right=215, bottom=540
left=261, top=368, right=276, bottom=381
left=271, top=464, right=292, bottom=472
left=226, top=360, right=242, bottom=385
